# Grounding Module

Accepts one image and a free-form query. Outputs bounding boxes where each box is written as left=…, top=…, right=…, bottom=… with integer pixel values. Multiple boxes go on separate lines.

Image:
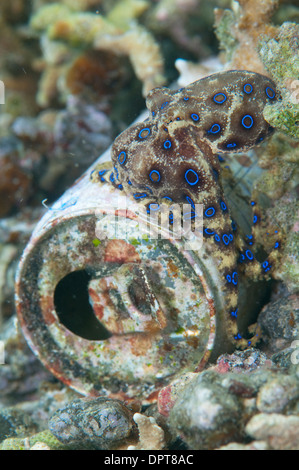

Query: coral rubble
left=0, top=0, right=298, bottom=453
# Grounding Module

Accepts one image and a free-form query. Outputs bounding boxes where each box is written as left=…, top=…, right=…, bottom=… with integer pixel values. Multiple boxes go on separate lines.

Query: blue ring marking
left=231, top=308, right=238, bottom=318
left=144, top=186, right=153, bottom=195
left=204, top=207, right=215, bottom=218
left=204, top=228, right=215, bottom=235
left=220, top=200, right=227, bottom=211
left=232, top=272, right=238, bottom=285
left=138, top=127, right=151, bottom=139
left=190, top=113, right=199, bottom=122
left=160, top=101, right=169, bottom=109
left=110, top=172, right=115, bottom=183
left=184, top=211, right=197, bottom=220
left=234, top=333, right=242, bottom=340
left=212, top=168, right=219, bottom=181
left=274, top=241, right=280, bottom=249
left=229, top=234, right=233, bottom=241
left=133, top=192, right=148, bottom=199
left=213, top=92, right=227, bottom=104
left=226, top=274, right=232, bottom=283
left=222, top=234, right=230, bottom=245
left=118, top=151, right=126, bottom=164
left=163, top=139, right=172, bottom=149
left=257, top=135, right=264, bottom=143
left=127, top=180, right=132, bottom=185
left=214, top=234, right=220, bottom=242
left=183, top=97, right=189, bottom=101
left=243, top=83, right=253, bottom=94
left=98, top=169, right=107, bottom=182
left=265, top=86, right=275, bottom=99
left=226, top=142, right=237, bottom=149
left=114, top=166, right=119, bottom=180
left=162, top=196, right=173, bottom=202
left=185, top=169, right=199, bottom=186
left=262, top=260, right=271, bottom=272
left=246, top=234, right=253, bottom=246
left=251, top=201, right=256, bottom=206
left=176, top=117, right=181, bottom=121
left=149, top=170, right=161, bottom=183
left=245, top=249, right=254, bottom=260
left=253, top=214, right=258, bottom=224
left=239, top=253, right=245, bottom=262
left=147, top=203, right=160, bottom=214
left=208, top=123, right=221, bottom=134
left=185, top=196, right=195, bottom=209
left=152, top=111, right=155, bottom=117
left=218, top=155, right=225, bottom=162
left=241, top=114, right=254, bottom=129
left=118, top=184, right=123, bottom=190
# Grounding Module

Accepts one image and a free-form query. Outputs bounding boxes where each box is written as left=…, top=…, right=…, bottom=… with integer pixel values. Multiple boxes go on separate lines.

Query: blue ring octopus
left=91, top=70, right=282, bottom=349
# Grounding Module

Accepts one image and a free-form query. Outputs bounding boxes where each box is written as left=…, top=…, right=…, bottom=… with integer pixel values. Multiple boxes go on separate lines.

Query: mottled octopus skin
left=91, top=70, right=279, bottom=348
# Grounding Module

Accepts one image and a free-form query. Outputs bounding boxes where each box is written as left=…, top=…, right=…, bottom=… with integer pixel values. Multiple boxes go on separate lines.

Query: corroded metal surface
left=15, top=114, right=266, bottom=402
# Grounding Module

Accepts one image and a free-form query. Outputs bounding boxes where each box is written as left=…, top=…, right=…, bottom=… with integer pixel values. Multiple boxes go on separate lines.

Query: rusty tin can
left=15, top=113, right=266, bottom=403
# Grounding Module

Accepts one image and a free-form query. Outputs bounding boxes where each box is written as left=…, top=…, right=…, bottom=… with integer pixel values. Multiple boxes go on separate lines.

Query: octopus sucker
left=91, top=70, right=281, bottom=350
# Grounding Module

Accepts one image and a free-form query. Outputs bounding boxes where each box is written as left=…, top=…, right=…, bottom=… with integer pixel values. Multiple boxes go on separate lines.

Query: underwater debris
left=1, top=0, right=298, bottom=452
left=127, top=413, right=165, bottom=451
left=259, top=22, right=299, bottom=140
left=245, top=413, right=299, bottom=451
left=48, top=397, right=136, bottom=450
left=258, top=293, right=299, bottom=352
left=0, top=137, right=33, bottom=218
left=11, top=96, right=112, bottom=194
left=250, top=134, right=299, bottom=291
left=0, top=430, right=65, bottom=450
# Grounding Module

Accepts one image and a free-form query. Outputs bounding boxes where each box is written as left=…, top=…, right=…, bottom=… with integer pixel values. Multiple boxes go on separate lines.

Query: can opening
left=54, top=270, right=111, bottom=340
